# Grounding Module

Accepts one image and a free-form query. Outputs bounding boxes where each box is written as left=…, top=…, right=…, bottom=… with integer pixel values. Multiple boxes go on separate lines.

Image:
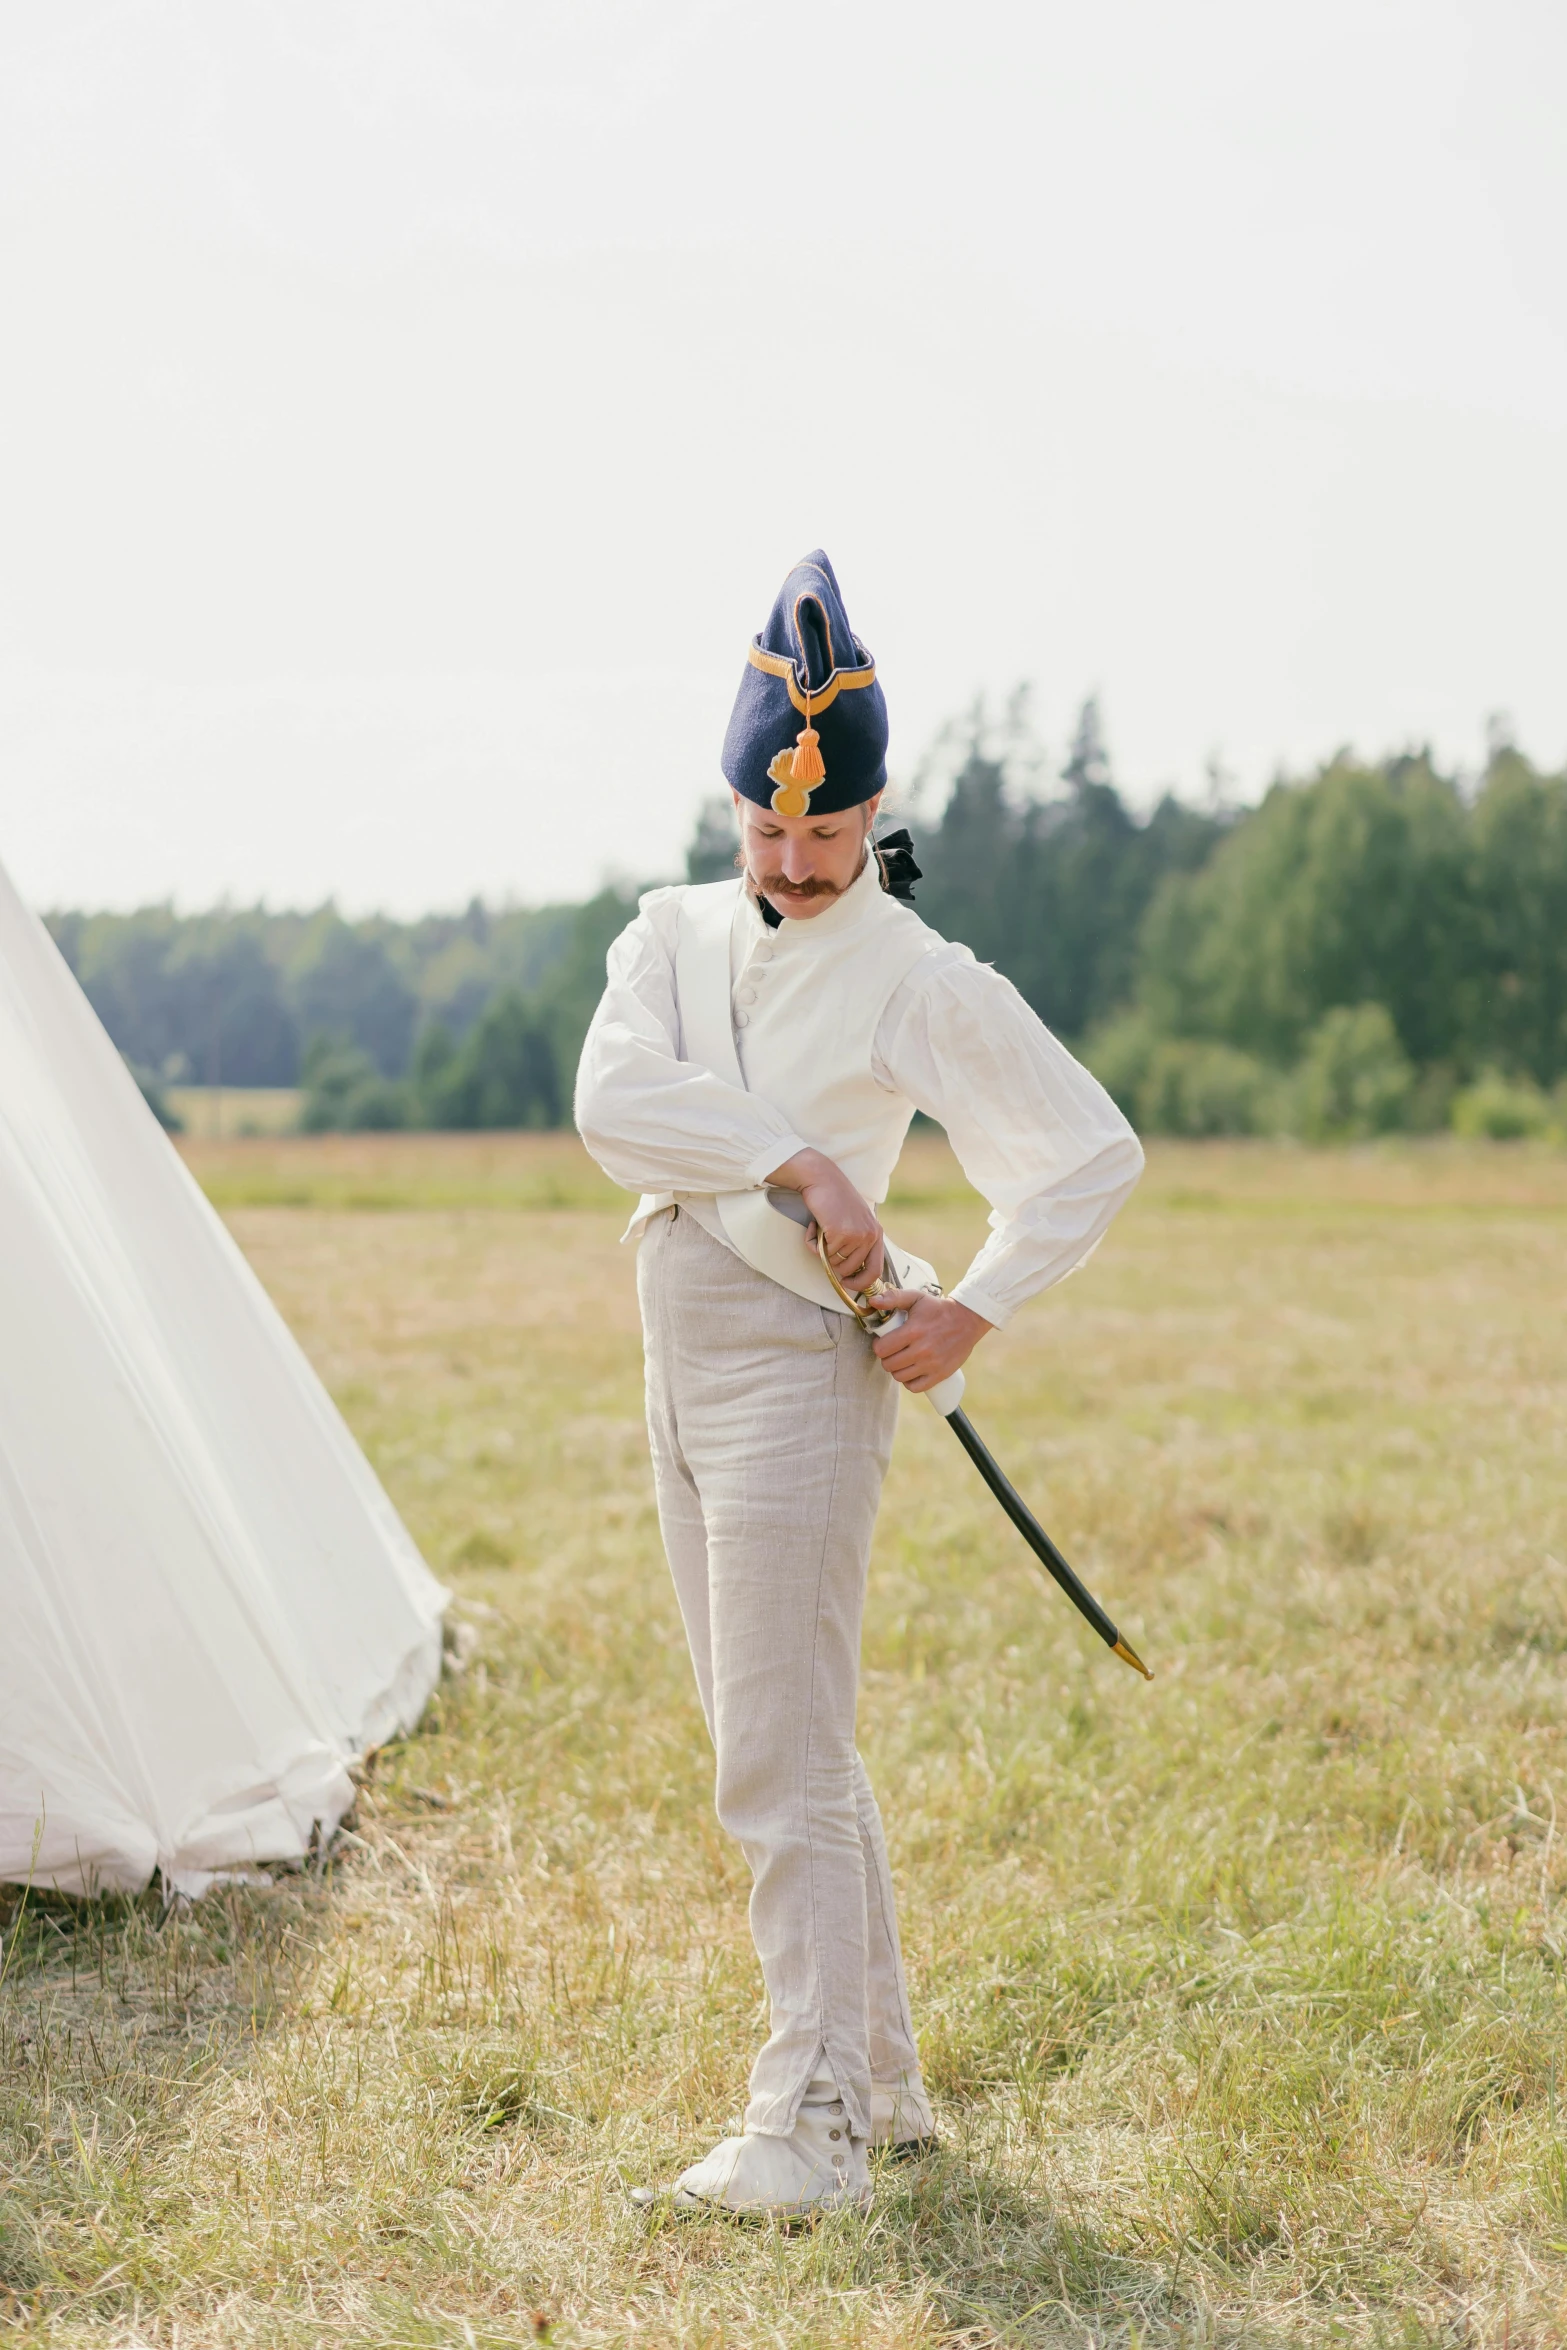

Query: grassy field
left=3, top=1133, right=1567, bottom=2348
left=166, top=1087, right=304, bottom=1139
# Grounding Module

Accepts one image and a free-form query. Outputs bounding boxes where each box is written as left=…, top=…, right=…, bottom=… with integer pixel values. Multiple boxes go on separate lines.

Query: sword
left=817, top=1233, right=1153, bottom=1681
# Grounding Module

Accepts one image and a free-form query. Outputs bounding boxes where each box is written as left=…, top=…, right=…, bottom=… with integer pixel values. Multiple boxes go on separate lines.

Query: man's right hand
left=765, top=1148, right=885, bottom=1290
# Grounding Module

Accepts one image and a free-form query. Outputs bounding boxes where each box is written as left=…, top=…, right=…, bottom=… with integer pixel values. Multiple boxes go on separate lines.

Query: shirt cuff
left=743, top=1132, right=810, bottom=1187
left=947, top=1277, right=1016, bottom=1330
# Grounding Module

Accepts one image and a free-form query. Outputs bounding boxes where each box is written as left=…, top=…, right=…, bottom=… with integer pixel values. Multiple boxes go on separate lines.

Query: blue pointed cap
left=721, top=550, right=889, bottom=815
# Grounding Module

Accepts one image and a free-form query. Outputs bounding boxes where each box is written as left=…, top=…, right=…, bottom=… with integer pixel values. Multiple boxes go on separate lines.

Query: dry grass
left=3, top=1132, right=1567, bottom=2348
left=166, top=1088, right=304, bottom=1140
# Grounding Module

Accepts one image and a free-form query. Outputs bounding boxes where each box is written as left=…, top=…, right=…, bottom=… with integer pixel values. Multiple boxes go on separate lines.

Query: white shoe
left=651, top=2079, right=870, bottom=2221
left=870, top=2075, right=936, bottom=2156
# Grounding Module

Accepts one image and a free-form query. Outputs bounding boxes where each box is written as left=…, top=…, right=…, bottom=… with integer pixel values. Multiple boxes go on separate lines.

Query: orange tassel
left=790, top=724, right=825, bottom=786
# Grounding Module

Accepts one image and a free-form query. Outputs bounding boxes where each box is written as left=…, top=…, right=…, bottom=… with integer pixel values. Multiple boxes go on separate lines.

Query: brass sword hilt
left=815, top=1230, right=913, bottom=1329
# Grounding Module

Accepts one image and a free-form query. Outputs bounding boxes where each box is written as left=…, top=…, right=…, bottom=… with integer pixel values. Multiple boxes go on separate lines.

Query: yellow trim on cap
left=746, top=640, right=878, bottom=718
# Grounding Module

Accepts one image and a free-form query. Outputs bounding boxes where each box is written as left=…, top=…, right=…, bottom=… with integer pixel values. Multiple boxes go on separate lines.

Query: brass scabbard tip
left=1112, top=1637, right=1155, bottom=1682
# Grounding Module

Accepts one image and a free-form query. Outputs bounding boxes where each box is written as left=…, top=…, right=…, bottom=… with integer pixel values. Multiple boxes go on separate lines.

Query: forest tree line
left=46, top=700, right=1567, bottom=1141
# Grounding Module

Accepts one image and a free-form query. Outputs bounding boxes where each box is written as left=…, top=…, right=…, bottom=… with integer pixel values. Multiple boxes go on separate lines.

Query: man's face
left=733, top=789, right=883, bottom=920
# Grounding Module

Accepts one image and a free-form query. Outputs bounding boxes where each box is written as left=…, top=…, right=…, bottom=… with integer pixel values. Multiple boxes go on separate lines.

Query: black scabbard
left=809, top=1227, right=1152, bottom=1678
left=942, top=1407, right=1153, bottom=1680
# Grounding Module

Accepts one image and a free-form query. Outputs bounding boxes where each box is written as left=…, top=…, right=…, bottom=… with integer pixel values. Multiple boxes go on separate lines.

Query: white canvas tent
left=0, top=858, right=447, bottom=1896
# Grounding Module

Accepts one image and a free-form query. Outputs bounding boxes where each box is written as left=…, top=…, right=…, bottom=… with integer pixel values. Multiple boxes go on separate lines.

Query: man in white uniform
left=576, top=550, right=1142, bottom=2219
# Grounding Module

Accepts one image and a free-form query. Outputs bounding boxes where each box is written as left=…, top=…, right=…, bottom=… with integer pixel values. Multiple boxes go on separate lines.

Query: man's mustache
left=752, top=871, right=842, bottom=899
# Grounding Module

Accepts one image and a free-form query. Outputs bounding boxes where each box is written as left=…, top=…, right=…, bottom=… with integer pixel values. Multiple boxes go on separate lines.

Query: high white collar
left=740, top=849, right=885, bottom=944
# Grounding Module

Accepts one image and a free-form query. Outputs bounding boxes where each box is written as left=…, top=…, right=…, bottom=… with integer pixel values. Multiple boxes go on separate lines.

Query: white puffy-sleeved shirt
left=574, top=866, right=1144, bottom=1330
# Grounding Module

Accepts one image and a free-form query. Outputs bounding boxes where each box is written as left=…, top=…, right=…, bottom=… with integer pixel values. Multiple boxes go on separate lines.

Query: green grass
left=3, top=1134, right=1566, bottom=2346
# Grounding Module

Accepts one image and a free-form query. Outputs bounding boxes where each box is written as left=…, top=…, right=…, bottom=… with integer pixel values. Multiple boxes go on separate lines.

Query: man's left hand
left=870, top=1292, right=994, bottom=1392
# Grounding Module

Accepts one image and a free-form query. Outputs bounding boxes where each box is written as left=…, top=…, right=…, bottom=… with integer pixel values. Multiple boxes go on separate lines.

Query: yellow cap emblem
left=767, top=749, right=815, bottom=818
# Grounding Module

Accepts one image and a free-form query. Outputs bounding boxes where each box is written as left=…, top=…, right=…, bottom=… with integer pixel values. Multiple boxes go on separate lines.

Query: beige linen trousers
left=637, top=1205, right=922, bottom=2139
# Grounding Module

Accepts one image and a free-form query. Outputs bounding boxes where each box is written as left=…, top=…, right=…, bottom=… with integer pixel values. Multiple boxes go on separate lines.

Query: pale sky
left=2, top=0, right=1564, bottom=913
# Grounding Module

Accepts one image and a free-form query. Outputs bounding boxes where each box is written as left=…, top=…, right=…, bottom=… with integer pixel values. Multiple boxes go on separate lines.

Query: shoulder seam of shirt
left=870, top=939, right=979, bottom=1087
left=884, top=937, right=977, bottom=1001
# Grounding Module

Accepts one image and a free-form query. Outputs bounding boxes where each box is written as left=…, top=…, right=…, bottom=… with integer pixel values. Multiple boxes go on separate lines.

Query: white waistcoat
left=680, top=870, right=936, bottom=1204
left=632, top=866, right=967, bottom=1413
